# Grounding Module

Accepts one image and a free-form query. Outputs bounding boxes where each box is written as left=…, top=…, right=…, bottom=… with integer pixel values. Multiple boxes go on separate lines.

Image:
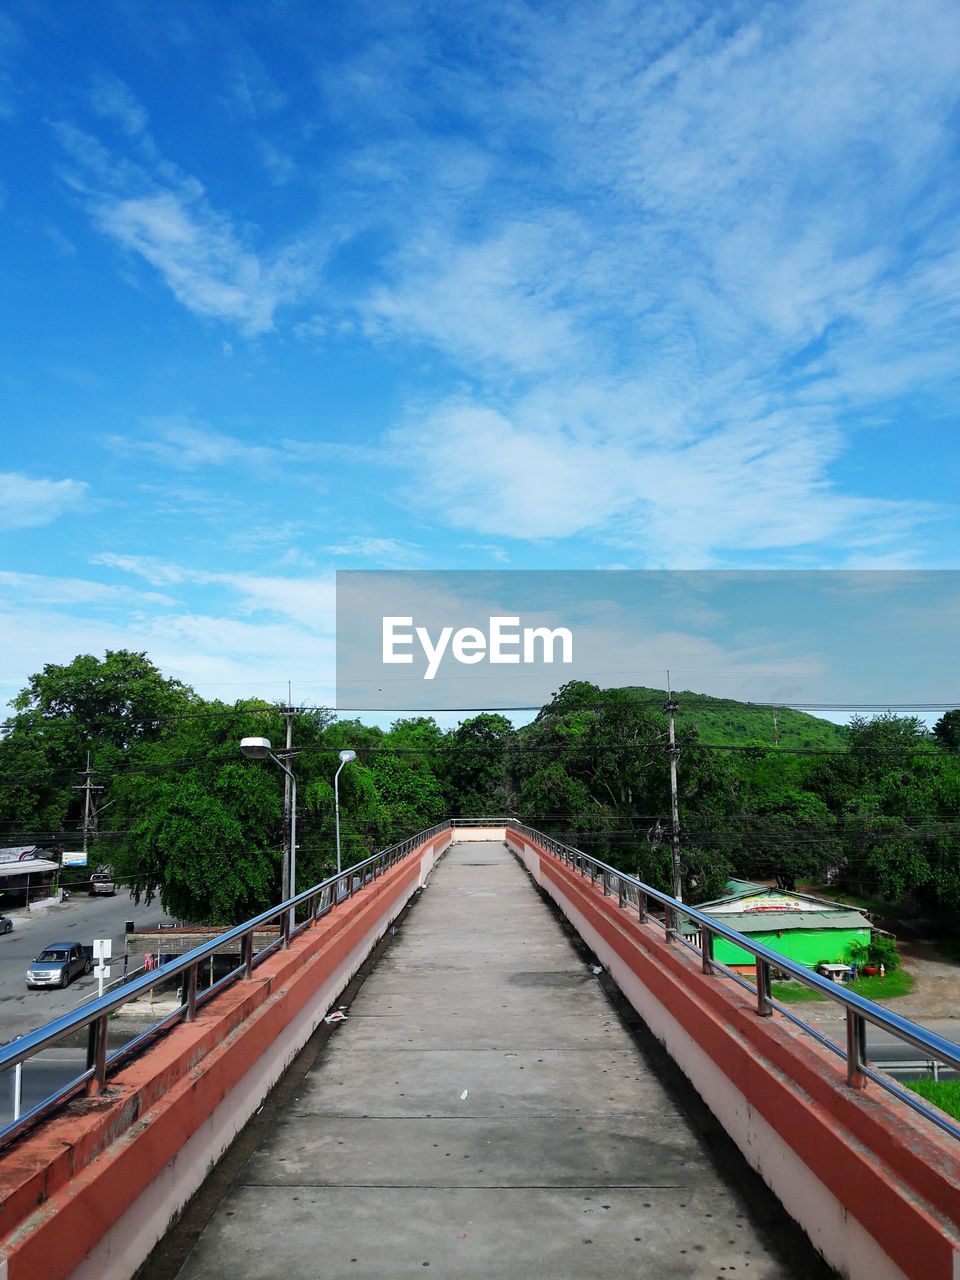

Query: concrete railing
left=0, top=824, right=452, bottom=1280
left=505, top=823, right=960, bottom=1280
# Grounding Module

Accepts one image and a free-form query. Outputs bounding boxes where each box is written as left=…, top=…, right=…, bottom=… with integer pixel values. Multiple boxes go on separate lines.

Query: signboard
left=0, top=847, right=37, bottom=864
left=61, top=851, right=88, bottom=867
left=708, top=892, right=829, bottom=915
left=93, top=938, right=112, bottom=960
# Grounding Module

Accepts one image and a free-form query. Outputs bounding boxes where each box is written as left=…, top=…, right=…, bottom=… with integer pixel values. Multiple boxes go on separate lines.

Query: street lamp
left=240, top=737, right=297, bottom=911
left=334, top=749, right=356, bottom=876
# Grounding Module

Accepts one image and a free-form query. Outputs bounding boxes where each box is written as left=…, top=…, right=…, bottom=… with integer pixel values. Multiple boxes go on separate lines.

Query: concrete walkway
left=174, top=841, right=816, bottom=1279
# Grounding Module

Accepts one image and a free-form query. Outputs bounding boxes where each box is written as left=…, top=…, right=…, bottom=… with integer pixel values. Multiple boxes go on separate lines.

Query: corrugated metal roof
left=684, top=908, right=869, bottom=935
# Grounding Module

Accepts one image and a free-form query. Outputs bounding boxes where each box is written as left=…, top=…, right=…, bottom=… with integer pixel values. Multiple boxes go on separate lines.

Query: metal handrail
left=0, top=822, right=450, bottom=1148
left=507, top=820, right=960, bottom=1140
left=448, top=816, right=518, bottom=826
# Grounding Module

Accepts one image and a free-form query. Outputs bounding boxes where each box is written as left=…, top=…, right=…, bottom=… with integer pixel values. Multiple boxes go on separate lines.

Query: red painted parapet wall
left=0, top=828, right=451, bottom=1280
left=506, top=827, right=960, bottom=1280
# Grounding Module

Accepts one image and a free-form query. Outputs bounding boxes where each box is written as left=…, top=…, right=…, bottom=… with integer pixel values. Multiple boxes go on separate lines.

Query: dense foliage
left=2, top=652, right=959, bottom=926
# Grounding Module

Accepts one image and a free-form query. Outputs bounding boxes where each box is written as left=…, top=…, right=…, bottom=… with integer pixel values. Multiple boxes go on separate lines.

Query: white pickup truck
left=89, top=869, right=116, bottom=896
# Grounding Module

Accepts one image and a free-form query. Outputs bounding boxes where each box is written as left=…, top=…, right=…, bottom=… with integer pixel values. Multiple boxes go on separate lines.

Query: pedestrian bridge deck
left=166, top=841, right=815, bottom=1279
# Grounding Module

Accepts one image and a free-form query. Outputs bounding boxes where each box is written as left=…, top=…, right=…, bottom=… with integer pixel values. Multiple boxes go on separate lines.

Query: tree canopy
left=3, top=653, right=959, bottom=925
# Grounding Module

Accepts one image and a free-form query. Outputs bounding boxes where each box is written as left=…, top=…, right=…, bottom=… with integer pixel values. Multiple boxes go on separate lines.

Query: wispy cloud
left=104, top=417, right=373, bottom=481
left=0, top=570, right=174, bottom=609
left=0, top=12, right=21, bottom=121
left=55, top=87, right=318, bottom=334
left=93, top=188, right=310, bottom=334
left=324, top=536, right=423, bottom=565
left=105, top=417, right=281, bottom=472
left=93, top=552, right=336, bottom=631
left=30, top=1, right=960, bottom=573
left=0, top=473, right=89, bottom=530
left=365, top=220, right=587, bottom=374
left=224, top=47, right=288, bottom=118
left=89, top=71, right=148, bottom=138
left=341, top=0, right=960, bottom=564
left=388, top=395, right=935, bottom=566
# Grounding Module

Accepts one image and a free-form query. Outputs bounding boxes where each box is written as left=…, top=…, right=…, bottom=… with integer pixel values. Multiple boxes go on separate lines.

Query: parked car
left=26, top=941, right=92, bottom=989
left=0, top=915, right=12, bottom=934
left=89, top=868, right=116, bottom=896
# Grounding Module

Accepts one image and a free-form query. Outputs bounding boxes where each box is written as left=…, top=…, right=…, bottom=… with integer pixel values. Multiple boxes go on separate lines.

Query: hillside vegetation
left=623, top=686, right=849, bottom=750
left=3, top=653, right=958, bottom=926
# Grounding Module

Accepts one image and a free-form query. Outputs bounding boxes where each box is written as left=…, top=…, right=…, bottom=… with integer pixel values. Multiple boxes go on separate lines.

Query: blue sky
left=1, top=1, right=959, bottom=709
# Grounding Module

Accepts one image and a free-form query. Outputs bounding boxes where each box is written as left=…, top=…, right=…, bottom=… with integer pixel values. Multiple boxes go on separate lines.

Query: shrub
left=849, top=935, right=900, bottom=973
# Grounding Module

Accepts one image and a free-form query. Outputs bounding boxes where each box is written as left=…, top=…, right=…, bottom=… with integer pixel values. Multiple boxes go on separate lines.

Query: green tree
left=441, top=713, right=515, bottom=815
left=105, top=699, right=327, bottom=922
left=0, top=650, right=195, bottom=841
left=933, top=709, right=960, bottom=753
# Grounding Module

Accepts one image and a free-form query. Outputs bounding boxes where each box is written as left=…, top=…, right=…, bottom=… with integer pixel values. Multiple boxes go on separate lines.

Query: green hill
left=622, top=686, right=849, bottom=750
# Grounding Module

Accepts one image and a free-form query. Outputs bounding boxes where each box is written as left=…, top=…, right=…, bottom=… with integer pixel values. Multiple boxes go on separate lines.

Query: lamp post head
left=339, top=749, right=357, bottom=764
left=240, top=737, right=273, bottom=760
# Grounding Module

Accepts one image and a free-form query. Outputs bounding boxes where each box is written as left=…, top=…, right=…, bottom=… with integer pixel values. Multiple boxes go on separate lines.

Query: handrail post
left=638, top=890, right=647, bottom=923
left=86, top=1014, right=109, bottom=1095
left=756, top=958, right=773, bottom=1017
left=701, top=929, right=714, bottom=975
left=666, top=903, right=679, bottom=943
left=282, top=906, right=291, bottom=949
left=243, top=931, right=254, bottom=979
left=184, top=963, right=198, bottom=1022
left=618, top=878, right=626, bottom=909
left=846, top=1009, right=868, bottom=1089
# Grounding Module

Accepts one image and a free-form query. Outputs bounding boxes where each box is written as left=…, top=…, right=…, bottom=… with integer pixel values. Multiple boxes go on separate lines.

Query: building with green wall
left=683, top=883, right=872, bottom=974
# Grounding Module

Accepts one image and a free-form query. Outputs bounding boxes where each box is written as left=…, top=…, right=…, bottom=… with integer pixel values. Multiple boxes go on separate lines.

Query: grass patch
left=771, top=981, right=823, bottom=1003
left=905, top=1078, right=960, bottom=1122
left=771, top=969, right=914, bottom=1004
left=854, top=969, right=913, bottom=999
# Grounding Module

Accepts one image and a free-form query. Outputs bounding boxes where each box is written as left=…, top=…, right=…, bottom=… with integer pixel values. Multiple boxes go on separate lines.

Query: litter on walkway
left=460, top=1089, right=469, bottom=1100
left=324, top=1010, right=348, bottom=1024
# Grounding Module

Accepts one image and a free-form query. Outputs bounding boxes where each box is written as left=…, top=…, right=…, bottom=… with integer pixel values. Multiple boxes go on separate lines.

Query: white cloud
left=365, top=221, right=586, bottom=374
left=89, top=72, right=148, bottom=137
left=94, top=189, right=308, bottom=334
left=55, top=98, right=318, bottom=334
left=0, top=559, right=339, bottom=709
left=324, top=536, right=423, bottom=565
left=225, top=48, right=288, bottom=118
left=0, top=599, right=336, bottom=712
left=93, top=553, right=336, bottom=629
left=104, top=418, right=281, bottom=472
left=0, top=12, right=20, bottom=121
left=0, top=570, right=175, bottom=608
left=389, top=395, right=933, bottom=565
left=0, top=473, right=90, bottom=530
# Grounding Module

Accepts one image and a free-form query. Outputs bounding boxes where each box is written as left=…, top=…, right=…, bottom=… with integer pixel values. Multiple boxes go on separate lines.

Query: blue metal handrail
left=507, top=820, right=960, bottom=1142
left=0, top=822, right=450, bottom=1149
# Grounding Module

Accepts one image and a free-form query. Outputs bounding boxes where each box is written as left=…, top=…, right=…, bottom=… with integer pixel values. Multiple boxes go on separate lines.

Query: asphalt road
left=0, top=1052, right=86, bottom=1129
left=866, top=1019, right=960, bottom=1079
left=0, top=890, right=175, bottom=1045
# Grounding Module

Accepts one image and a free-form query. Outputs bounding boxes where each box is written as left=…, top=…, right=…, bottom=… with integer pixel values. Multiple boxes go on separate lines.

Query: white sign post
left=13, top=1036, right=22, bottom=1121
left=93, top=939, right=112, bottom=998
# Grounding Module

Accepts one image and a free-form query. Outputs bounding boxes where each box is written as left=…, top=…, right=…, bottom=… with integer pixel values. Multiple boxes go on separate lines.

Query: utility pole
left=73, top=753, right=104, bottom=863
left=665, top=674, right=682, bottom=938
left=772, top=706, right=780, bottom=747
left=280, top=693, right=295, bottom=903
